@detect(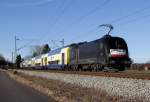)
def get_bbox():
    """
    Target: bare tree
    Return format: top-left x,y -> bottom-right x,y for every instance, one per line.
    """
30,44 -> 51,57
30,45 -> 41,57
41,44 -> 51,54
